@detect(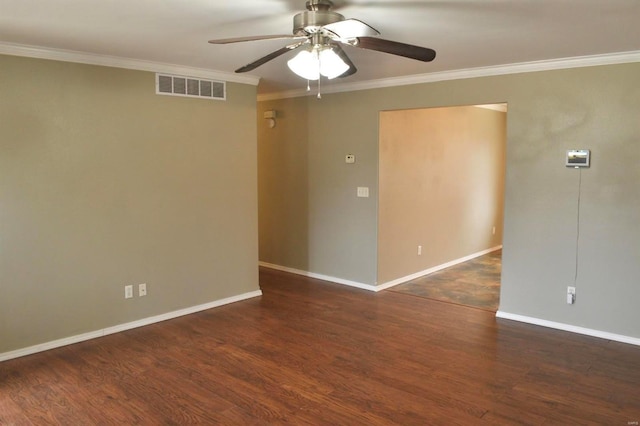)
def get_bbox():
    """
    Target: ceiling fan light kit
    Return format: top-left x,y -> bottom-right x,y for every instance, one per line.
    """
287,45 -> 350,80
208,0 -> 436,95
